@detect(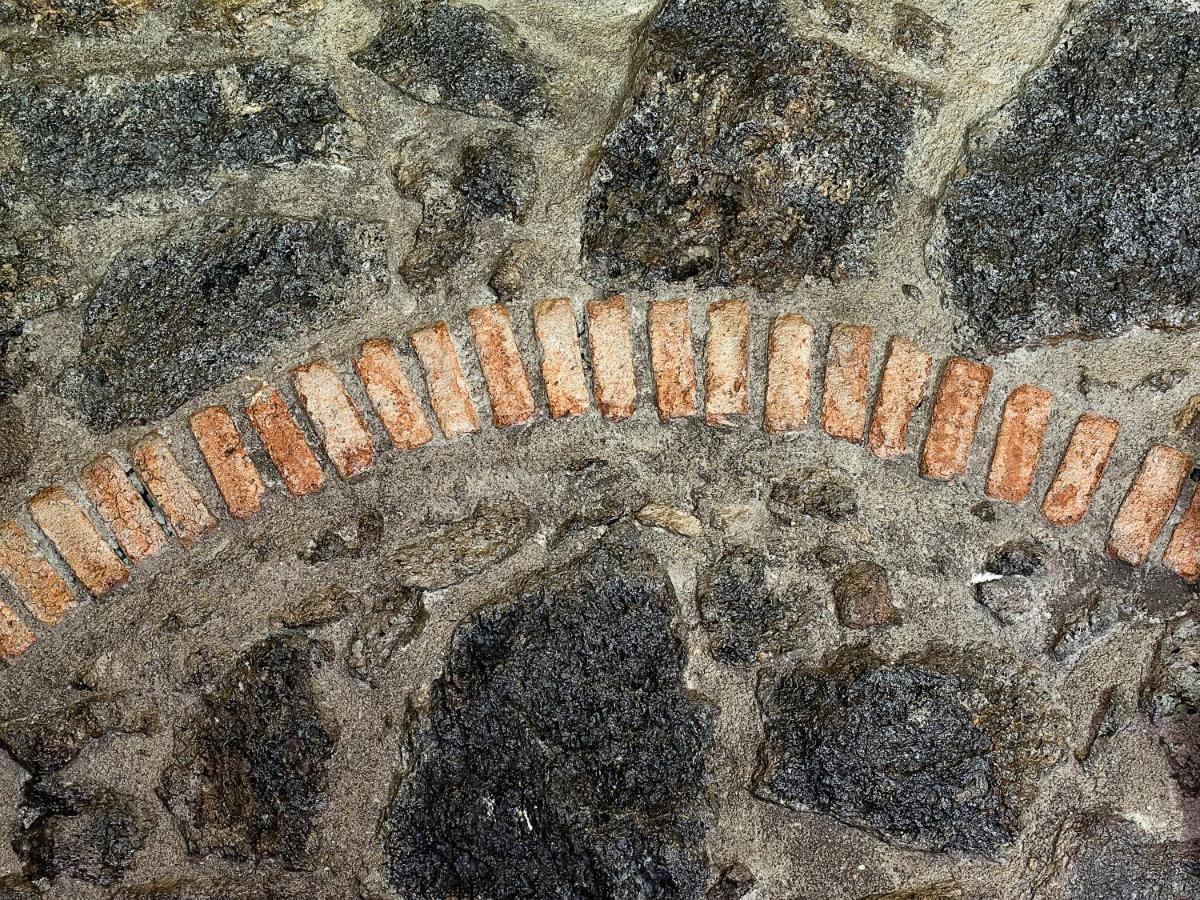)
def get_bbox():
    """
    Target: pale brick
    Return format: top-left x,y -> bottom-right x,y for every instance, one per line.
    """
0,599 -> 33,658
468,304 -> 535,428
763,314 -> 813,433
28,487 -> 127,596
867,336 -> 932,459
585,296 -> 637,420
704,300 -> 749,428
533,298 -> 589,419
985,385 -> 1055,504
648,298 -> 697,420
1165,484 -> 1200,581
920,357 -> 994,481
0,521 -> 74,623
130,432 -> 219,548
189,406 -> 265,520
355,339 -> 435,451
245,387 -> 327,497
1042,414 -> 1121,527
293,360 -> 376,479
1107,444 -> 1193,566
821,324 -> 873,443
410,322 -> 480,438
80,454 -> 167,562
